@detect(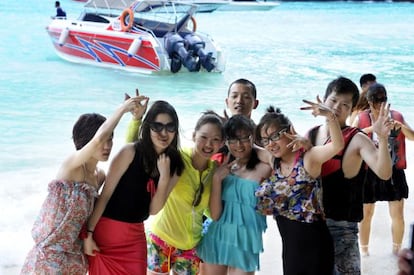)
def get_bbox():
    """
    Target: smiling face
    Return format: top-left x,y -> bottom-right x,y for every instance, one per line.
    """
193,123 -> 223,160
260,124 -> 290,159
226,129 -> 253,160
225,83 -> 258,118
150,113 -> 177,154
